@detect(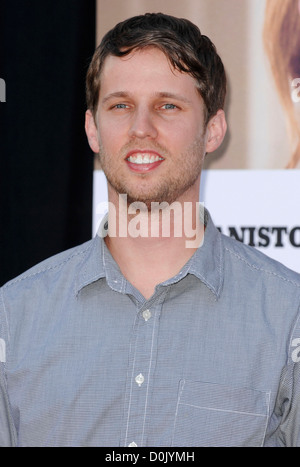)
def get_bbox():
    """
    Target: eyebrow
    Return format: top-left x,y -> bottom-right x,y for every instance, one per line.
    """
101,92 -> 129,105
101,91 -> 193,105
155,92 -> 193,105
